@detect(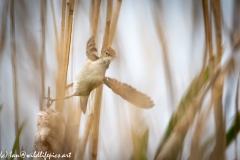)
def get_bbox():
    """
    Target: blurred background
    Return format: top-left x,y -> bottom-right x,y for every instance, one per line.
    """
0,0 -> 240,159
